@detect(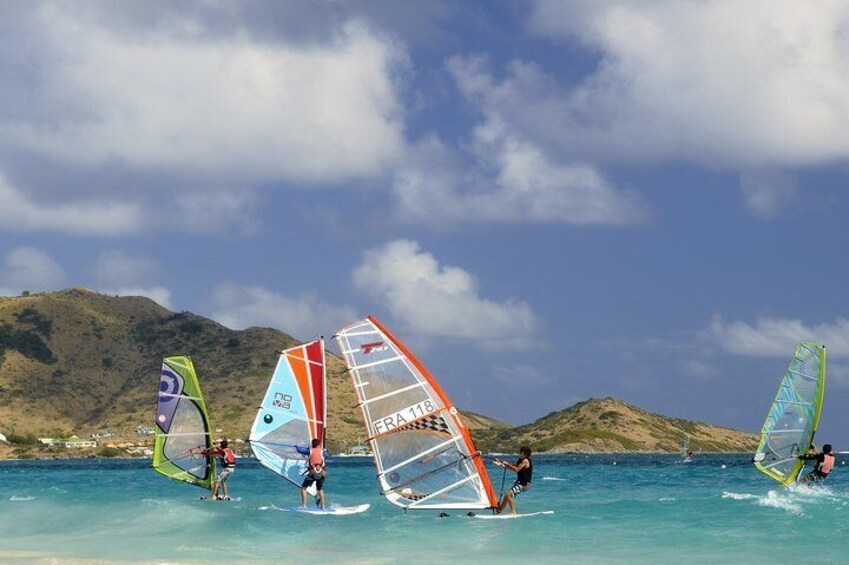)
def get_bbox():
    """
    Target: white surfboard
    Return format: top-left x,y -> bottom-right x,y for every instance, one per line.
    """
260,503 -> 370,515
470,510 -> 554,520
